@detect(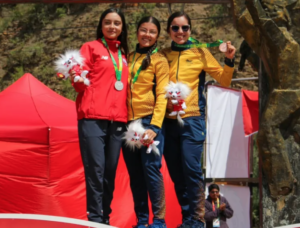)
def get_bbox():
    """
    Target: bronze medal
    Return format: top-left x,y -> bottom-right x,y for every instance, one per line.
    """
219,43 -> 227,53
